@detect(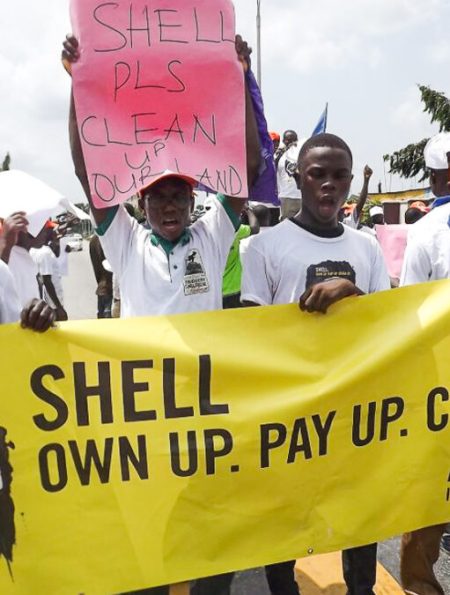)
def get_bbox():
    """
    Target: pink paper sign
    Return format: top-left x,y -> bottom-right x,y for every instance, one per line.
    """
375,224 -> 409,279
70,0 -> 247,208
